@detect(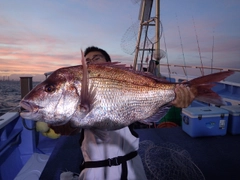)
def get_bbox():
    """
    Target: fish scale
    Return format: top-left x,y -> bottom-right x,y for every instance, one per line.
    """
81,75 -> 176,129
19,63 -> 234,130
